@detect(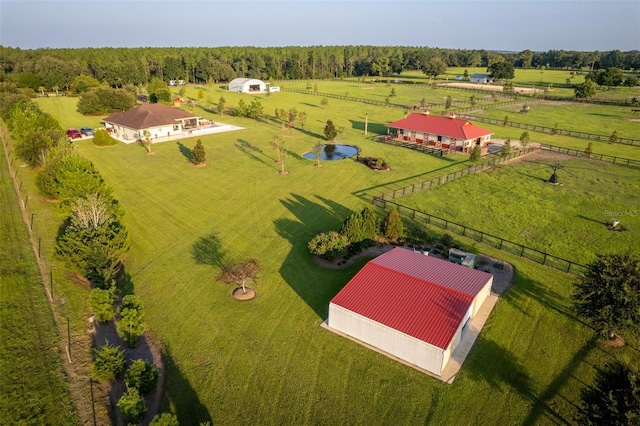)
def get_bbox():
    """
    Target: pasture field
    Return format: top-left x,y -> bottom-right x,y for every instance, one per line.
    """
469,101 -> 640,140
397,153 -> 640,265
0,152 -> 76,424
18,90 -> 640,424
